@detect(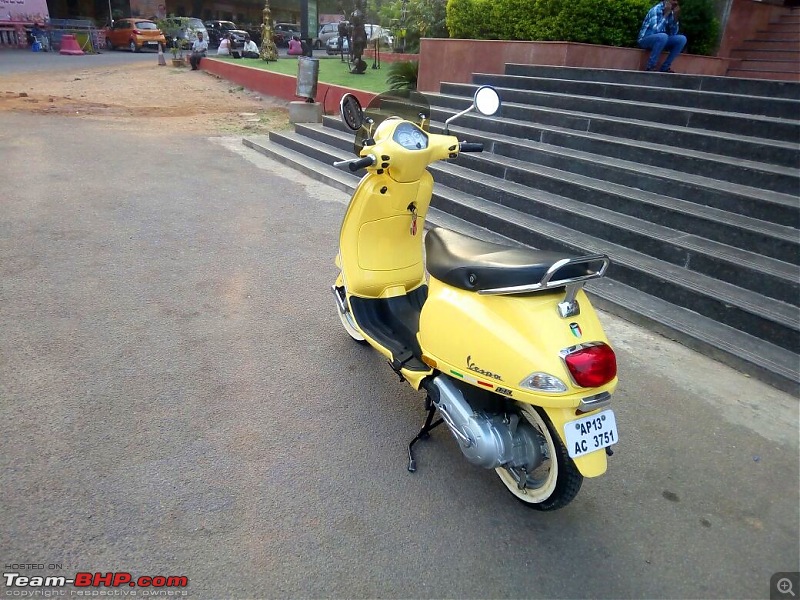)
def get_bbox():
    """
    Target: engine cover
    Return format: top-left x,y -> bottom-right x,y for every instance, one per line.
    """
425,376 -> 542,470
